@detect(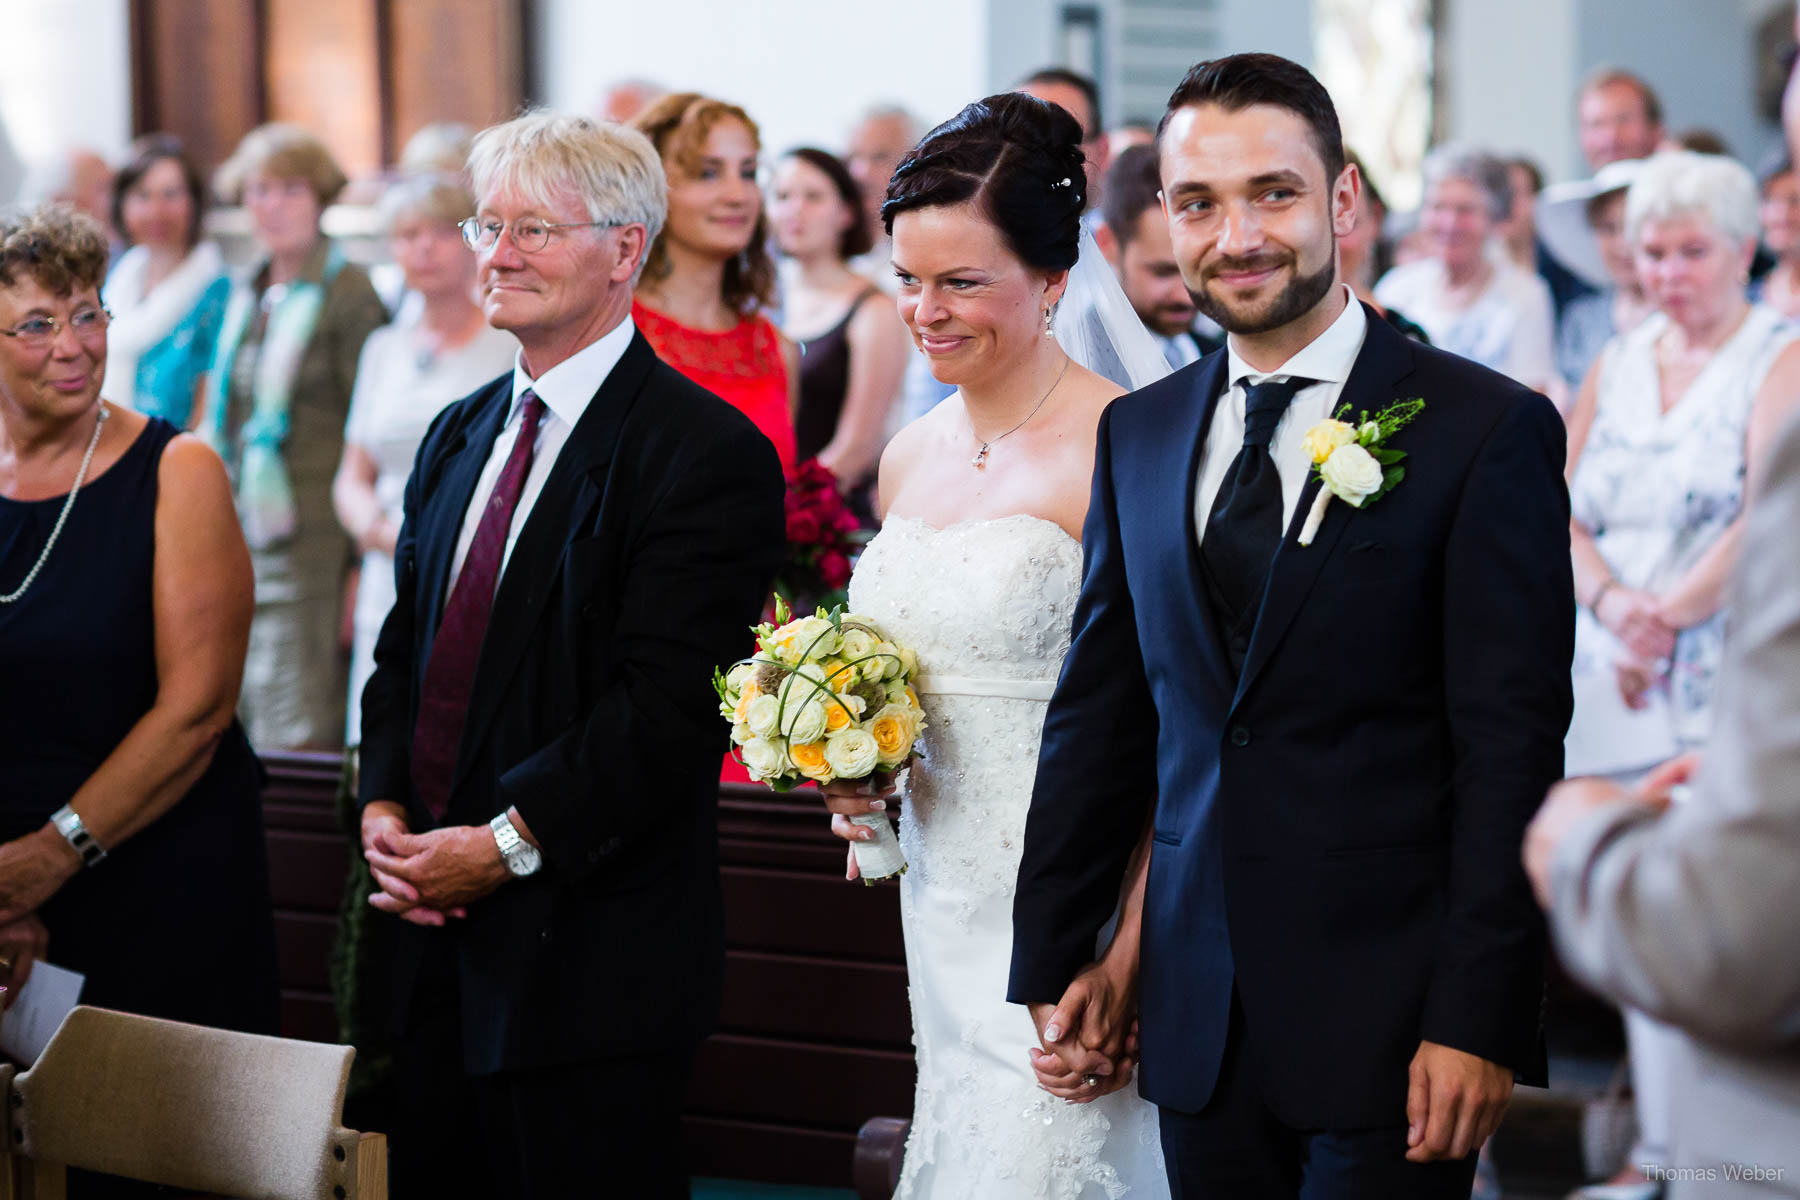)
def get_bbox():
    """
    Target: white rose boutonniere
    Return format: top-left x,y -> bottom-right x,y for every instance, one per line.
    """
1297,398 -> 1425,546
